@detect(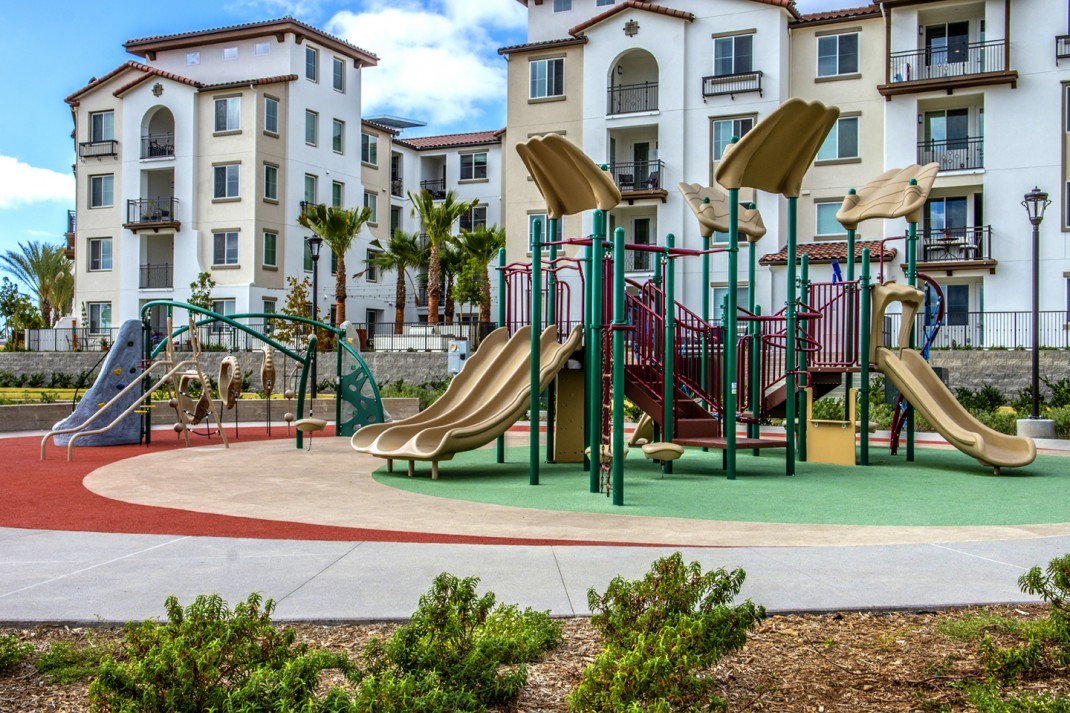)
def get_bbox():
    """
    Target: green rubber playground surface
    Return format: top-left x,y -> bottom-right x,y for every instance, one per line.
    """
372,447 -> 1070,527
